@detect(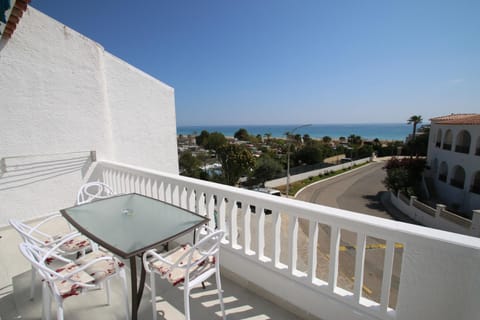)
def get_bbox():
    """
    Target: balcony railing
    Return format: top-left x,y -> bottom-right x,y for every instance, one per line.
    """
470,185 -> 480,194
476,148 -> 480,156
454,145 -> 470,154
435,142 -> 441,148
442,143 -> 452,150
450,179 -> 465,189
438,174 -> 447,182
86,160 -> 480,320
